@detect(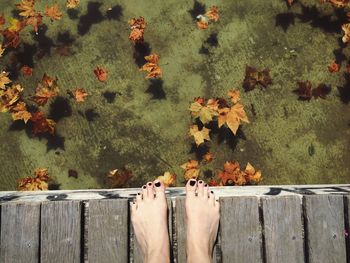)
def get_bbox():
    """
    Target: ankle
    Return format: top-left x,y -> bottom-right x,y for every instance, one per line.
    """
186,240 -> 212,263
145,241 -> 170,263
